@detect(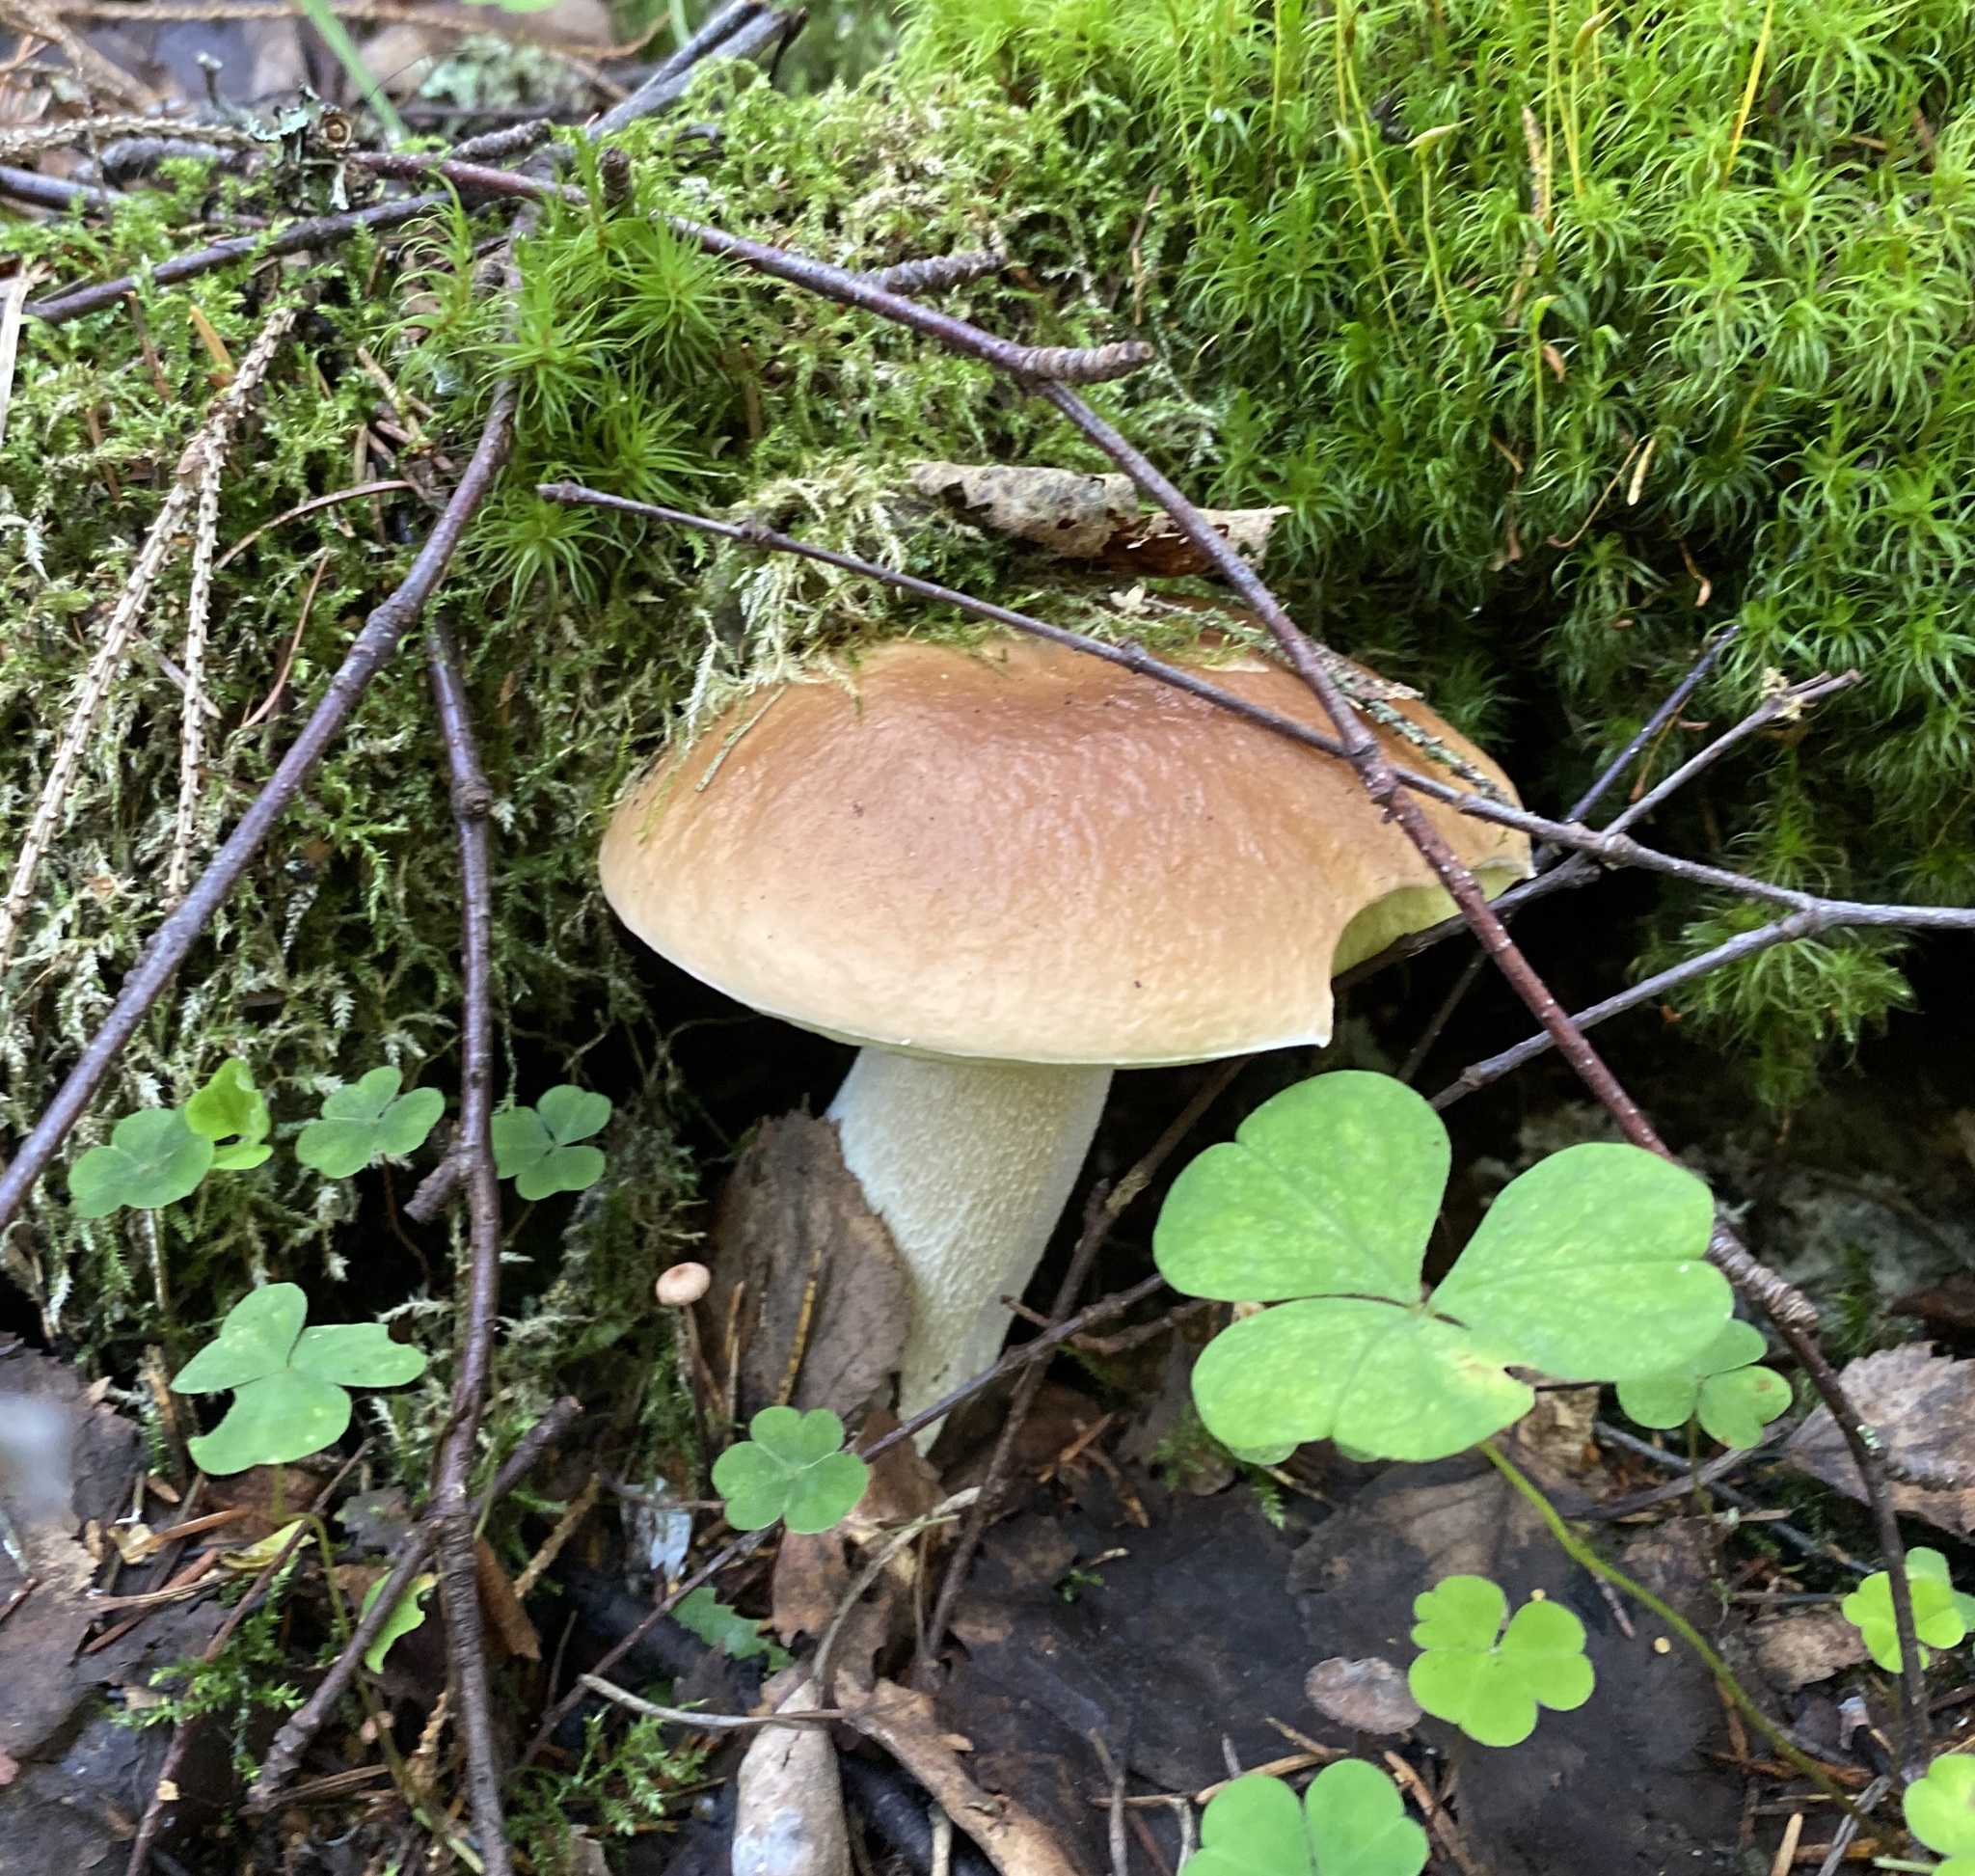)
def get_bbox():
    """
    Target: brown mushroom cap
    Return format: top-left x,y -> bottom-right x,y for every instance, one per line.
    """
600,635 -> 1530,1066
